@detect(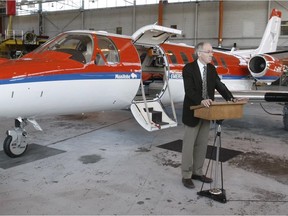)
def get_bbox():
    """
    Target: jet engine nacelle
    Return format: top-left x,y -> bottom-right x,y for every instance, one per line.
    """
248,54 -> 284,82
